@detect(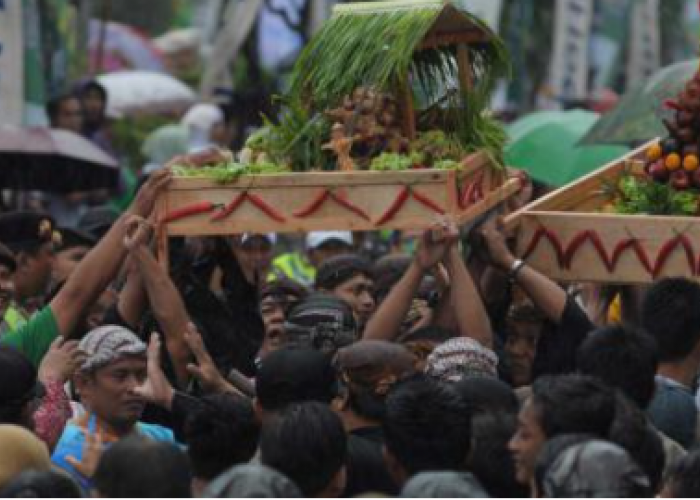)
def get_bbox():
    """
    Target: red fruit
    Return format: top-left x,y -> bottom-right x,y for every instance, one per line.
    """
671,170 -> 690,190
648,160 -> 669,183
692,168 -> 700,189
